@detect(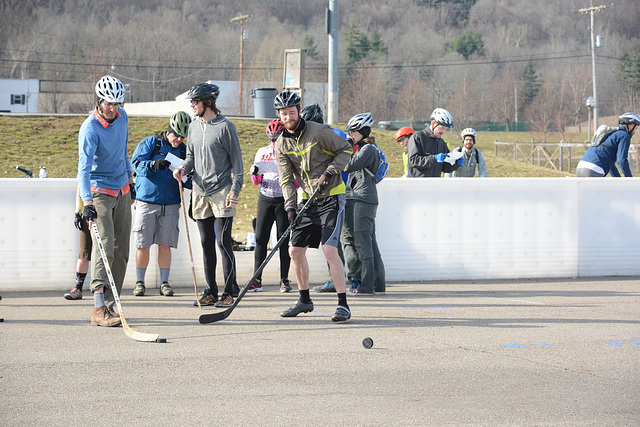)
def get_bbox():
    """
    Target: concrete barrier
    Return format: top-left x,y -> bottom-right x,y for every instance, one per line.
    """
1,177 -> 639,291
